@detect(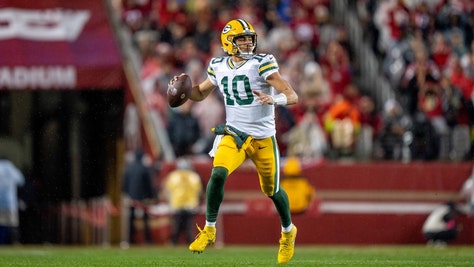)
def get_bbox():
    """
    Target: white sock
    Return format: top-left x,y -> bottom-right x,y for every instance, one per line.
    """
282,224 -> 293,233
205,221 -> 216,227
